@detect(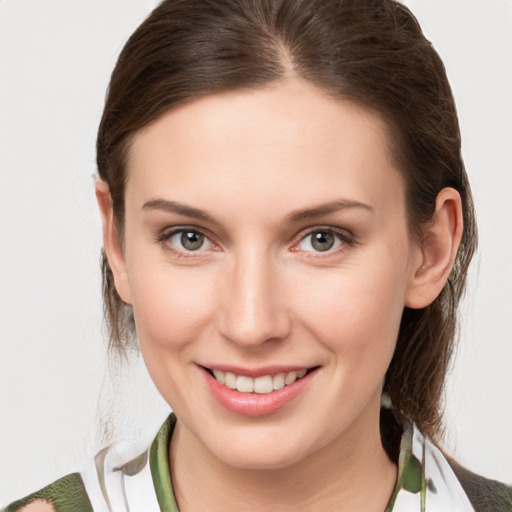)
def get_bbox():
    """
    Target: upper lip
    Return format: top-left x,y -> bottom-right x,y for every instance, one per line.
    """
198,364 -> 317,378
